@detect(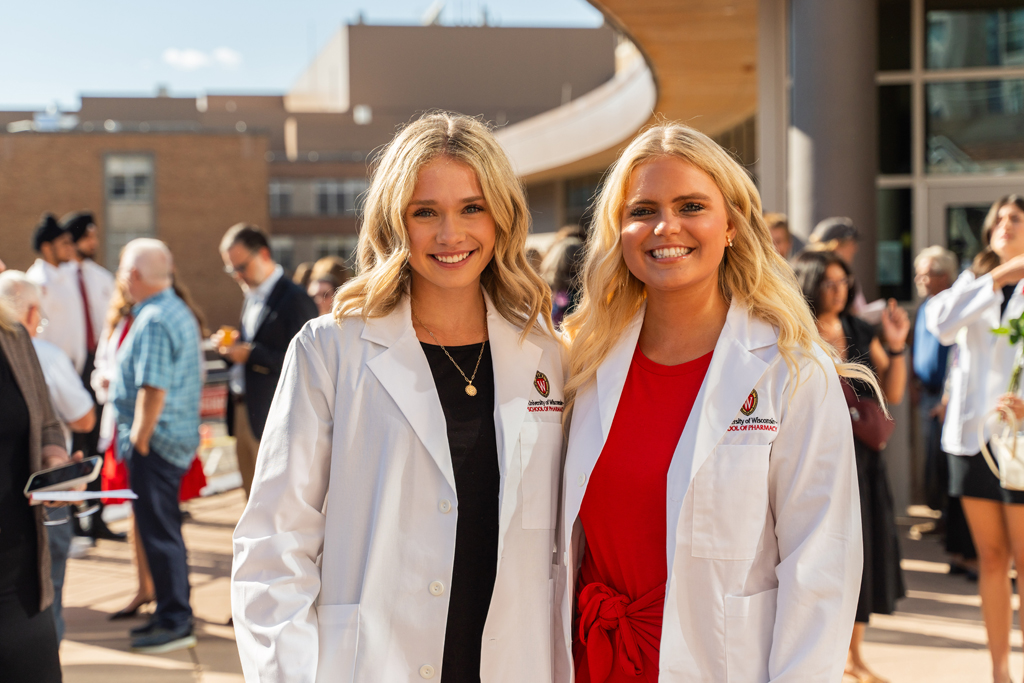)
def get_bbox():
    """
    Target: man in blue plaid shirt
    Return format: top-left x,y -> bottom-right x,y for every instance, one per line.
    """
112,238 -> 202,653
